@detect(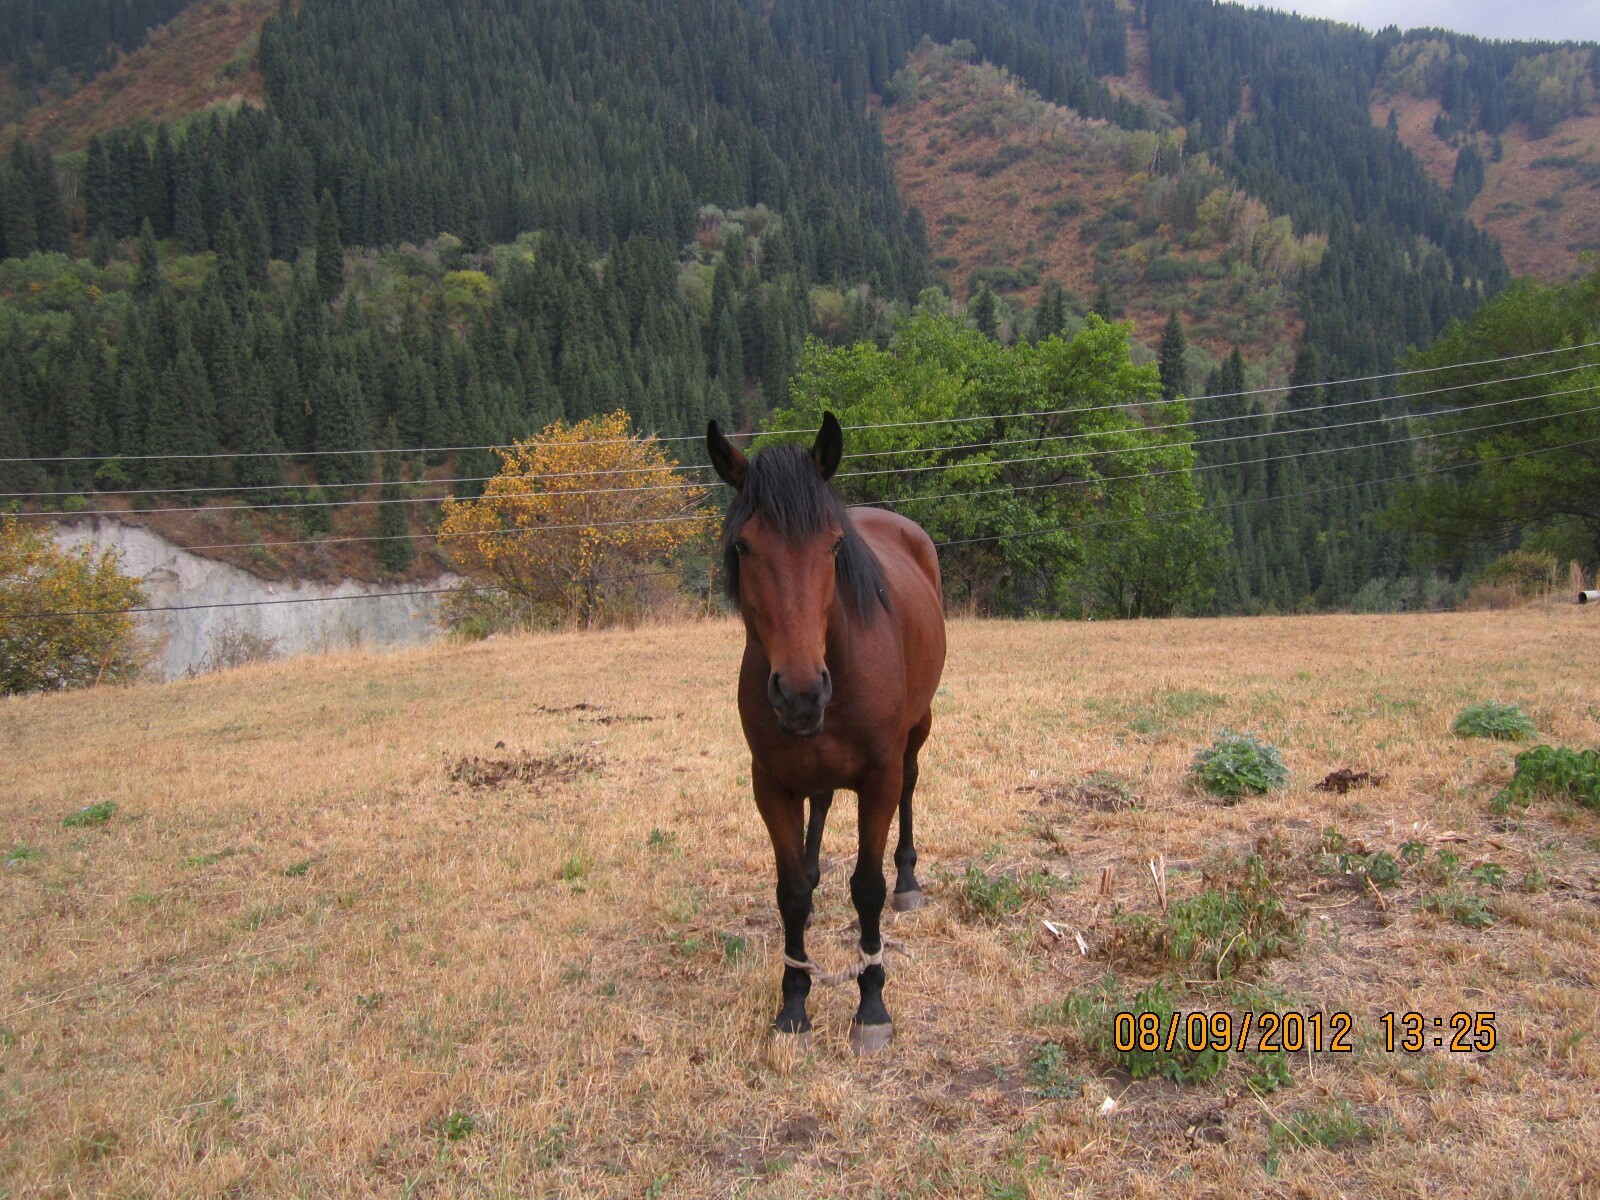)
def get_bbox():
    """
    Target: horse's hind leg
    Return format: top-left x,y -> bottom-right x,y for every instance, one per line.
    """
892,712 -> 932,912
